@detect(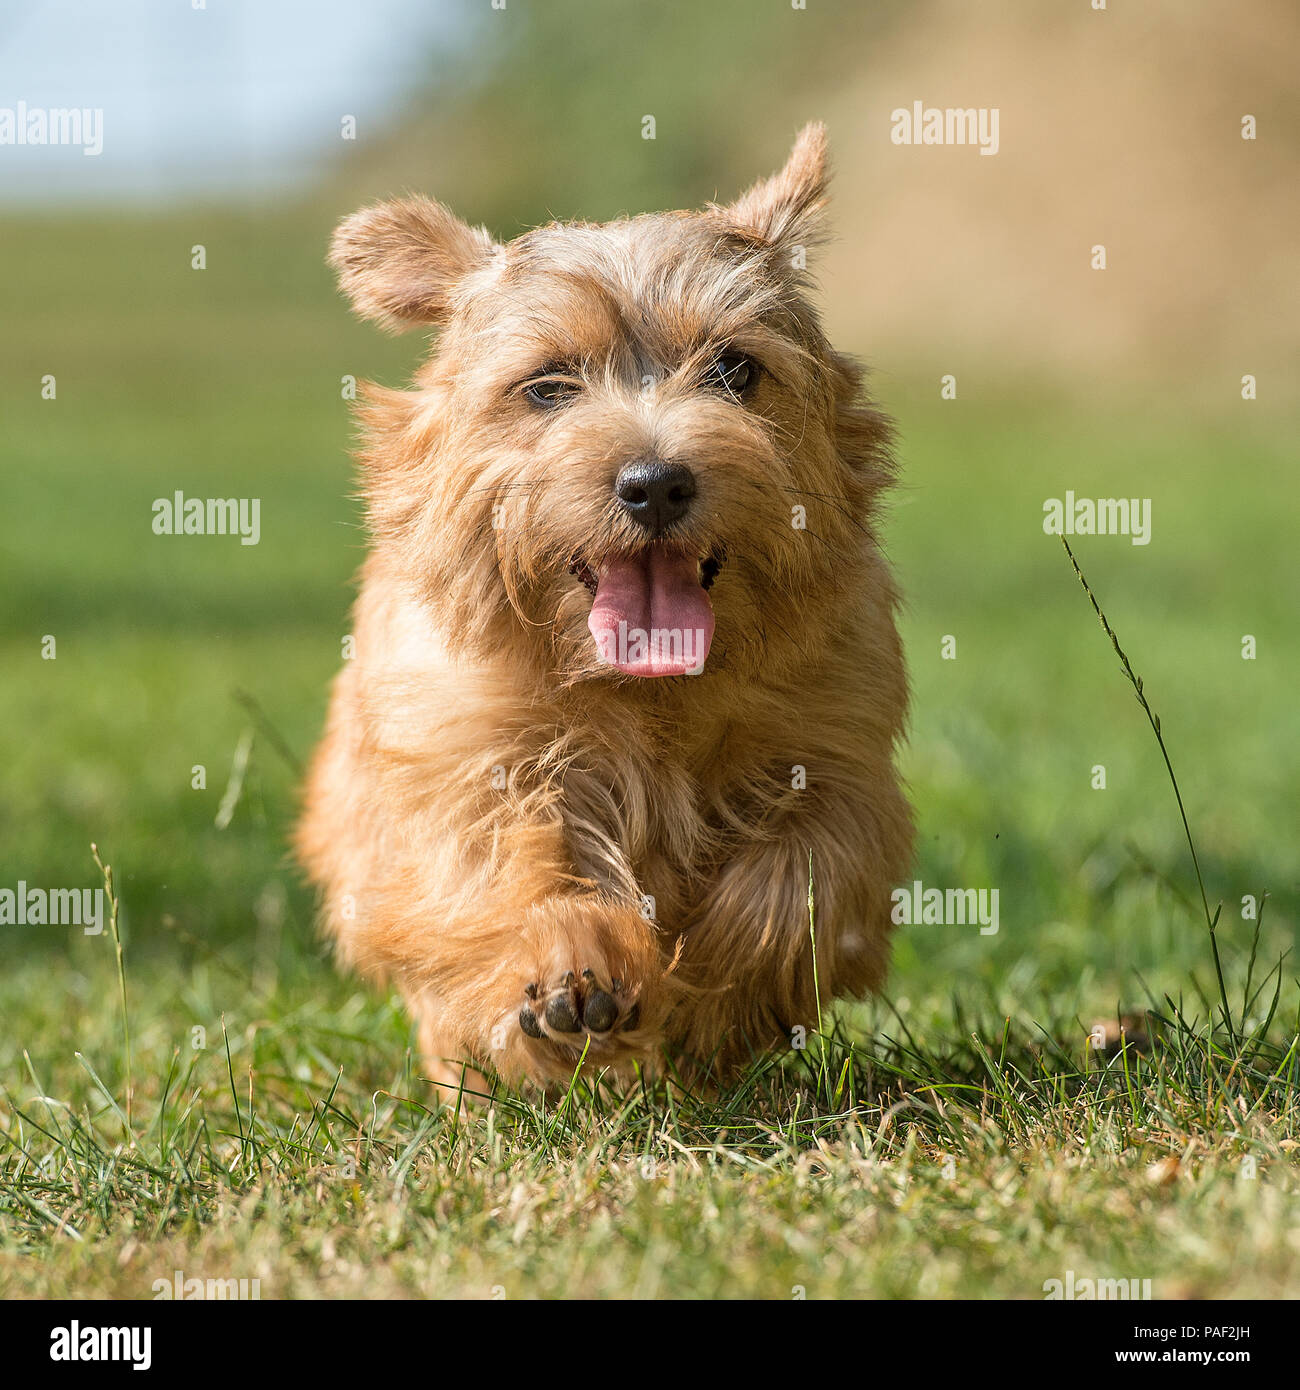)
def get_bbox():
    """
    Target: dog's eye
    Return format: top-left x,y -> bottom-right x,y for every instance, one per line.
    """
703,353 -> 756,398
524,377 -> 581,407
